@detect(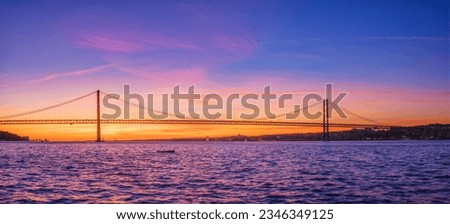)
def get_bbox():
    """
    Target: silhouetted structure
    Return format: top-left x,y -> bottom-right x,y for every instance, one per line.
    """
0,90 -> 404,141
208,124 -> 450,141
0,131 -> 29,141
96,90 -> 101,142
